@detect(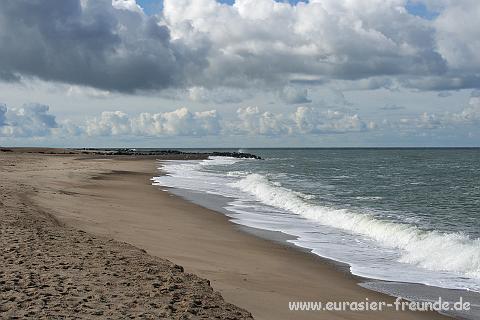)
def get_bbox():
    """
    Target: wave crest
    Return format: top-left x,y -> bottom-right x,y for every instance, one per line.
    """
231,173 -> 480,278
